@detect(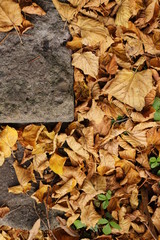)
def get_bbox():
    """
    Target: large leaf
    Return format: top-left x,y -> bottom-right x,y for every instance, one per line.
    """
104,69 -> 153,111
72,52 -> 99,78
0,0 -> 23,32
49,153 -> 67,175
